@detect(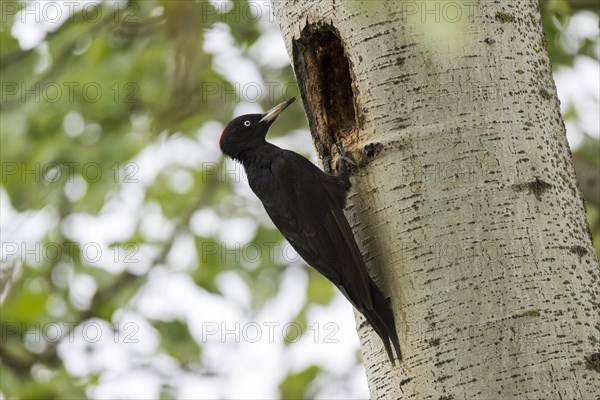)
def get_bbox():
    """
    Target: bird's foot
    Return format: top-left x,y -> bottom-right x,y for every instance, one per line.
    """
333,142 -> 357,178
323,156 -> 333,174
